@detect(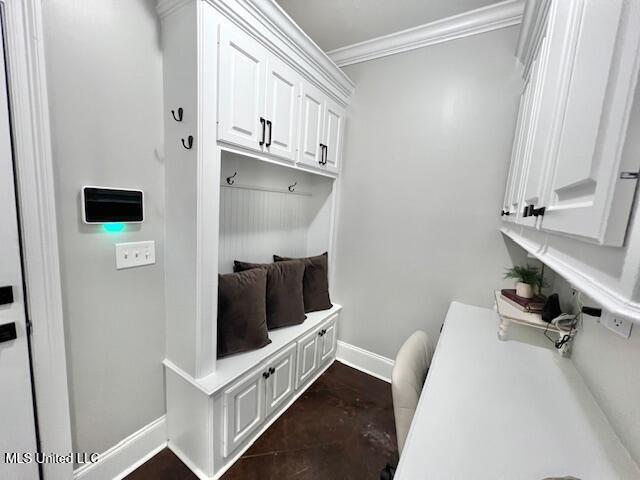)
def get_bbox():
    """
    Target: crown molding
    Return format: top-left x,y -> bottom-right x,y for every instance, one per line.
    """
157,0 -> 355,103
516,0 -> 551,80
327,0 -> 525,68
